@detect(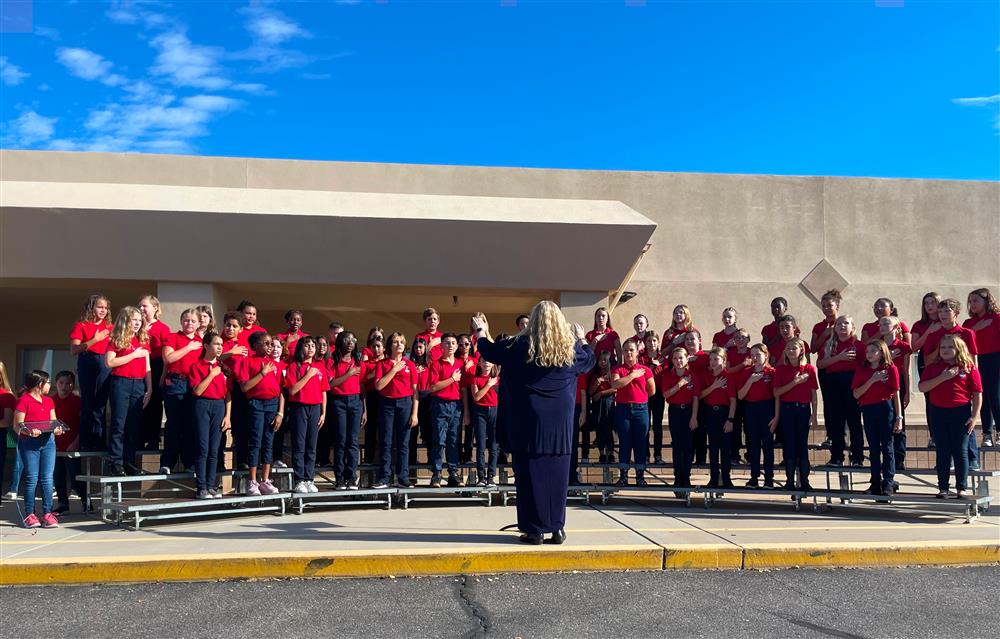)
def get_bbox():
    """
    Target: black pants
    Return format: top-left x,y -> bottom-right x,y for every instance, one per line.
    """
591,396 -> 614,456
931,404 -> 972,491
818,369 -> 835,442
893,376 -> 907,467
192,397 -> 225,492
861,400 -> 896,489
290,402 -> 321,484
107,377 -> 145,470
668,403 -> 694,487
513,452 -> 570,535
473,404 -> 499,479
692,409 -> 708,466
140,357 -> 164,450
363,391 -> 382,465
317,391 -> 336,466
77,352 -> 111,451
744,400 -> 775,482
224,385 -> 249,470
53,456 -> 87,508
648,393 -> 665,460
332,394 -> 364,482
781,401 -> 812,486
159,377 -> 191,470
827,371 -> 863,464
408,395 -> 432,476
704,405 -> 731,484
731,400 -> 745,462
